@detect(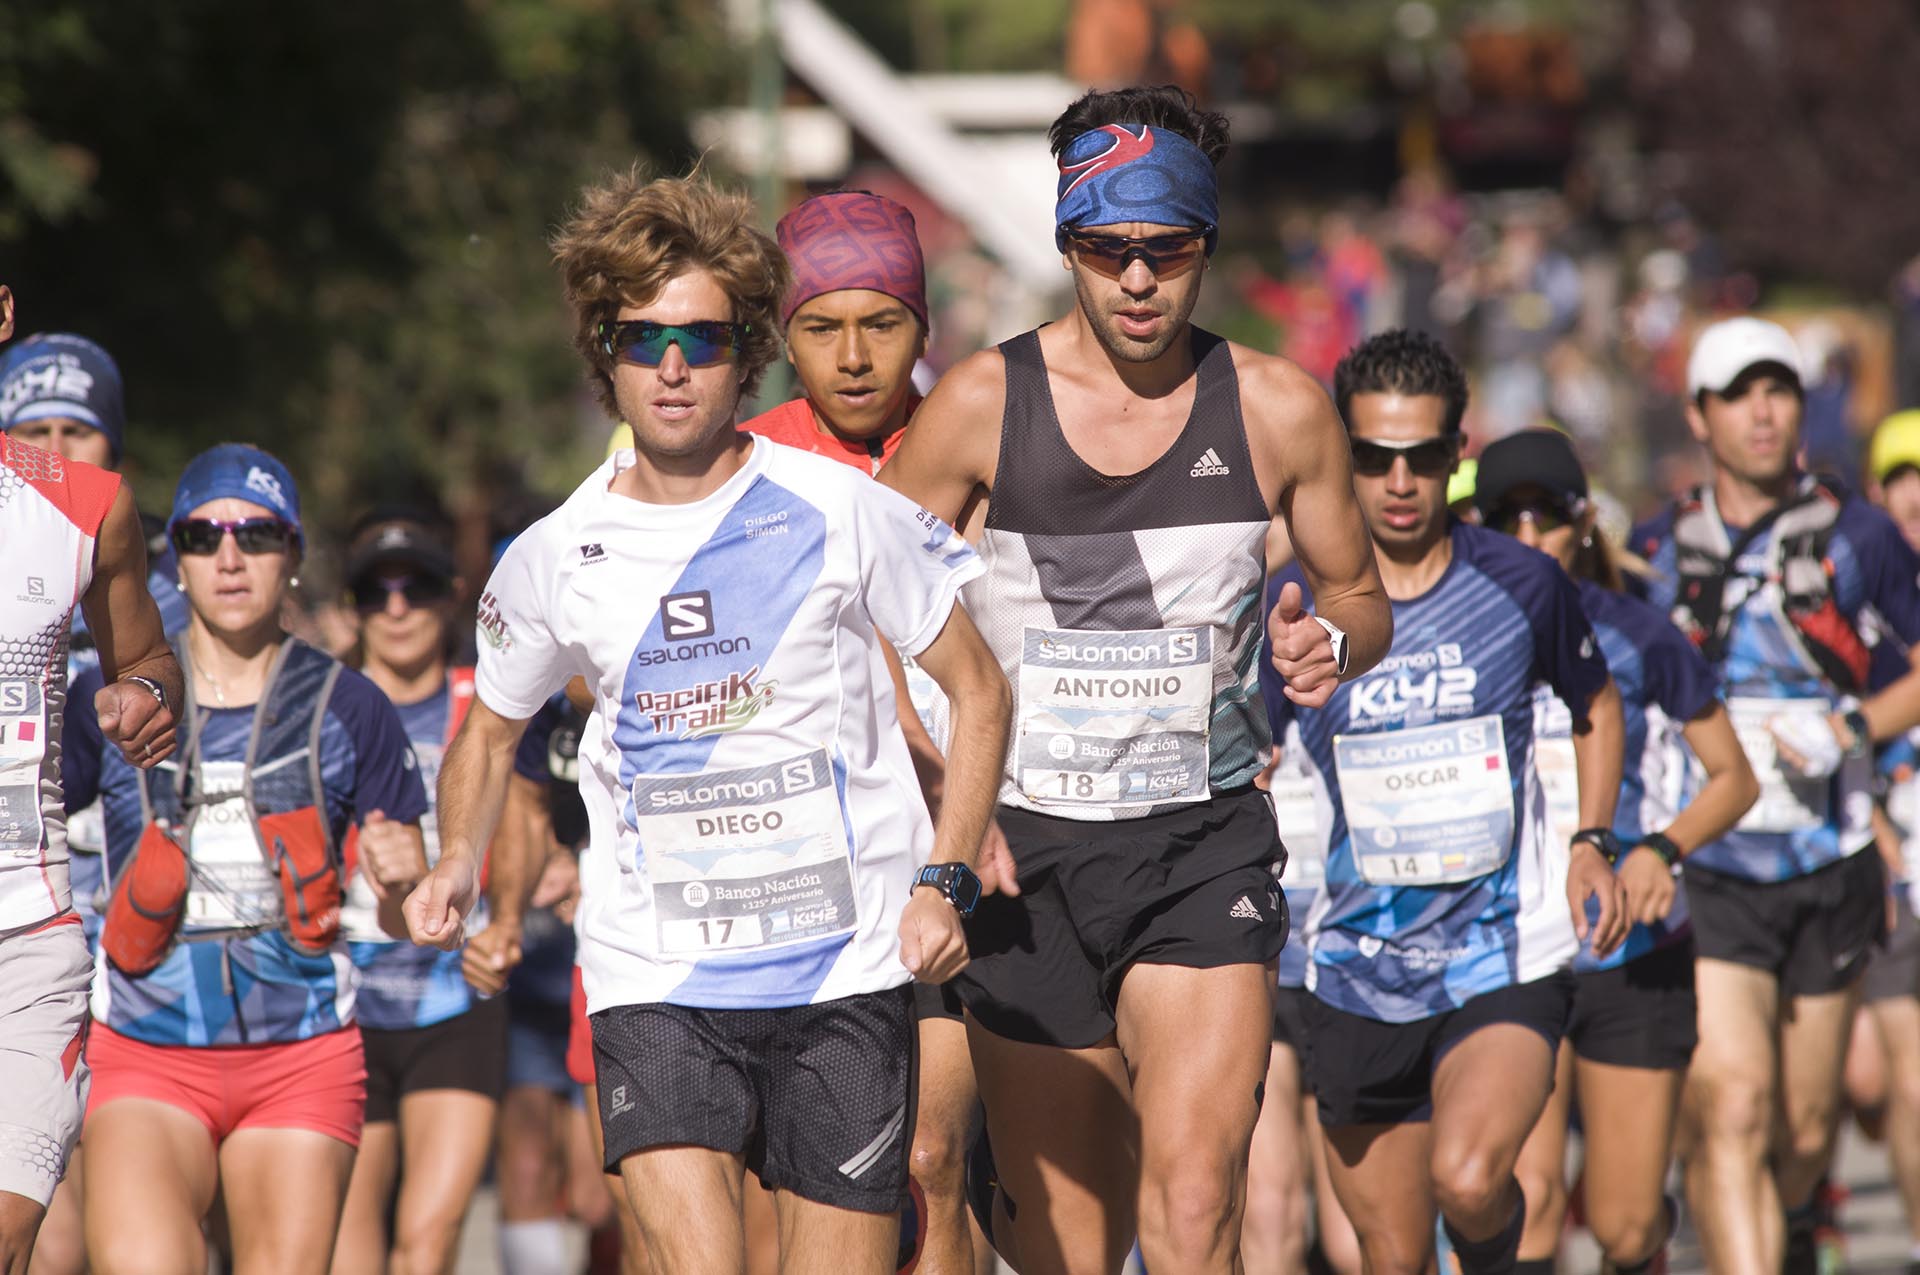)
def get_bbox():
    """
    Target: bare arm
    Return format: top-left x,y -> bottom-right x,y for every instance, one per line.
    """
1665,702 -> 1760,856
1567,677 -> 1629,954
879,639 -> 946,813
1241,357 -> 1391,683
877,350 -> 1005,530
908,605 -> 1011,884
81,482 -> 181,764
894,603 -> 1012,984
462,770 -> 551,993
404,697 -> 529,949
1615,700 -> 1760,928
